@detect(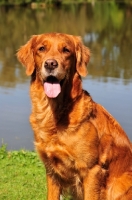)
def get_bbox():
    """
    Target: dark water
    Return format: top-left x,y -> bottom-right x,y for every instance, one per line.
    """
0,2 -> 132,150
